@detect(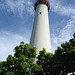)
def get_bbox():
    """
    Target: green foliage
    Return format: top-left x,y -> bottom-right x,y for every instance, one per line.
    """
0,42 -> 42,75
6,72 -> 14,75
37,33 -> 75,75
73,33 -> 75,38
53,33 -> 75,75
37,48 -> 54,75
0,33 -> 75,75
14,42 -> 36,59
